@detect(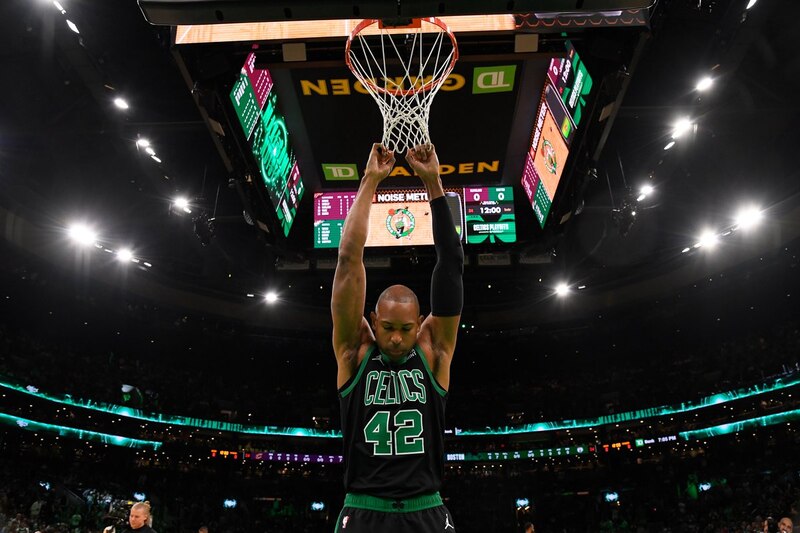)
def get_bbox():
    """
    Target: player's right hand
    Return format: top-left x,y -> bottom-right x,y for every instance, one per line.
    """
364,143 -> 395,181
